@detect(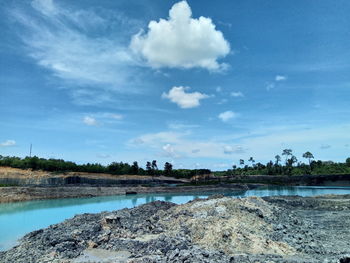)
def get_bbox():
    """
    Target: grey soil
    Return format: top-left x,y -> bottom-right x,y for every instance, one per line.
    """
0,184 -> 250,203
1,195 -> 350,263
